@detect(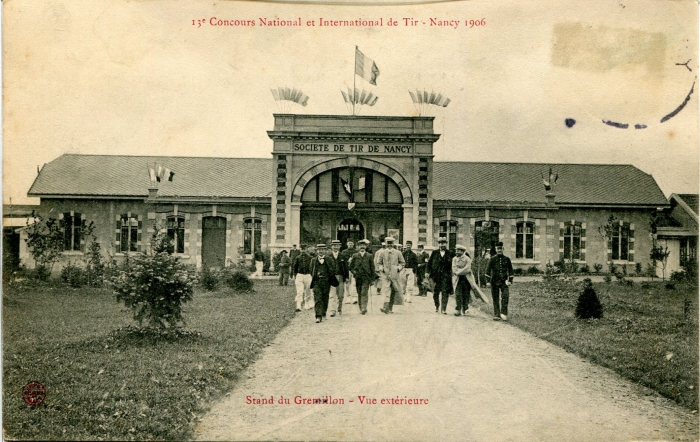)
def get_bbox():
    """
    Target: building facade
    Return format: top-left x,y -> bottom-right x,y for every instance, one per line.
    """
22,113 -> 671,274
